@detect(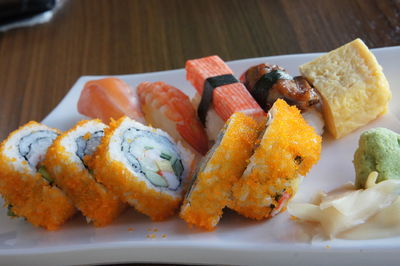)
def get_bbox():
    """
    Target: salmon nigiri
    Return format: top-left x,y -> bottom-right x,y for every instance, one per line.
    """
137,81 -> 209,155
185,55 -> 266,141
78,78 -> 145,124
